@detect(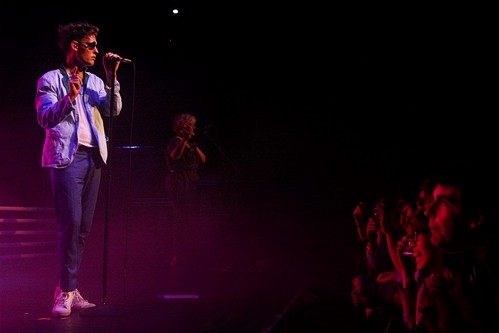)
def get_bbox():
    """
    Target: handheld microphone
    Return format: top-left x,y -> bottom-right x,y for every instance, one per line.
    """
106,56 -> 133,63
